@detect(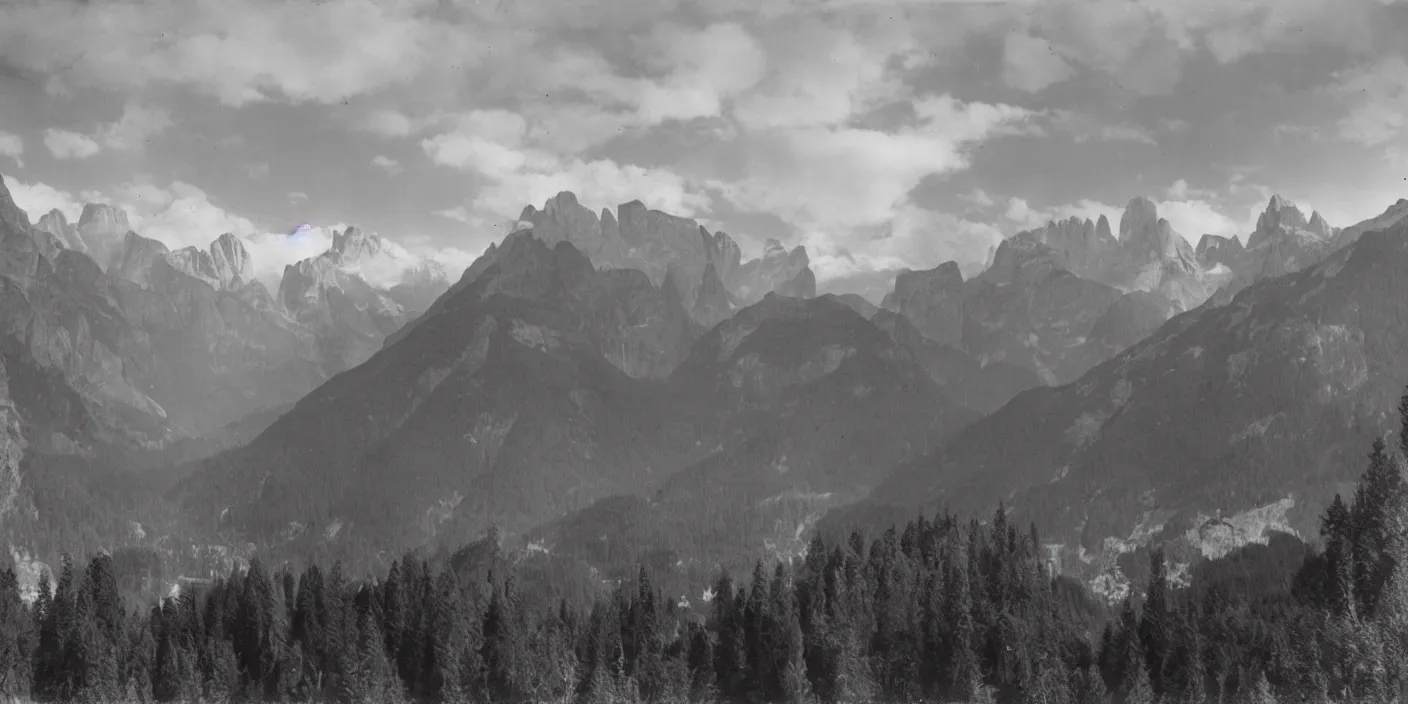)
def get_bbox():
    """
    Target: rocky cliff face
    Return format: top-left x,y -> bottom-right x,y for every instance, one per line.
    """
277,228 -> 411,373
110,232 -> 173,289
691,262 -> 734,328
882,262 -> 967,346
856,216 -> 1408,599
387,260 -> 453,314
0,184 -> 175,450
0,177 -> 363,451
34,210 -> 88,256
1194,195 -> 1406,304
518,192 -> 815,325
884,242 -> 1126,385
167,233 -> 256,291
881,197 -> 1239,385
75,204 -> 134,272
